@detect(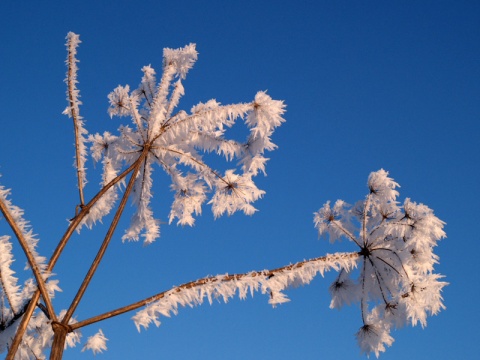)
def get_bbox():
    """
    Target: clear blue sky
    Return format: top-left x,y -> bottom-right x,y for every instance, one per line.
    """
0,1 -> 478,359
